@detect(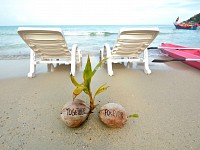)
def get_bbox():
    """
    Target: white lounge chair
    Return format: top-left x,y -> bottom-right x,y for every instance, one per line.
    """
100,28 -> 160,76
18,27 -> 81,78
